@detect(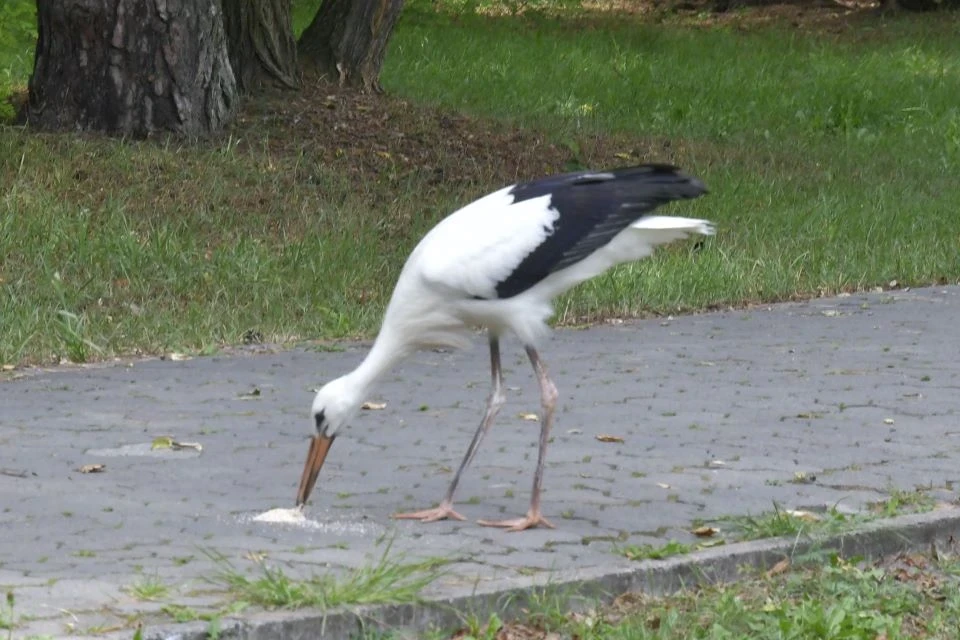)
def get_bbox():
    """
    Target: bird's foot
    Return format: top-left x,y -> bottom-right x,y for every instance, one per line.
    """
392,502 -> 466,523
477,510 -> 555,532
